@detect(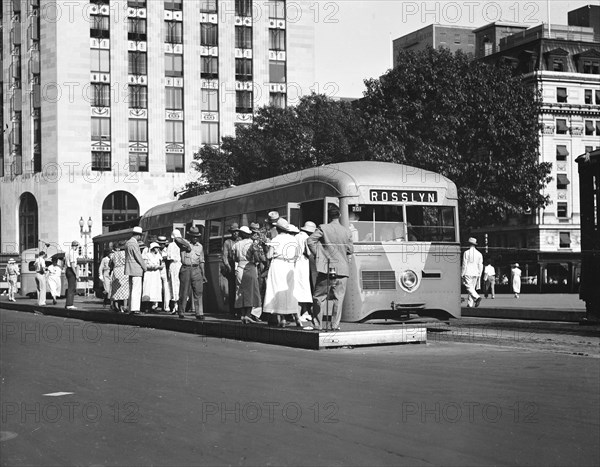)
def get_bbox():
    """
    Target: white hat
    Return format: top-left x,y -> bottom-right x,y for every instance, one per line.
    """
133,226 -> 143,234
171,229 -> 182,239
288,224 -> 300,234
8,258 -> 15,263
468,237 -> 477,245
301,221 -> 317,233
149,242 -> 160,250
275,218 -> 290,232
514,263 -> 519,267
238,226 -> 252,235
